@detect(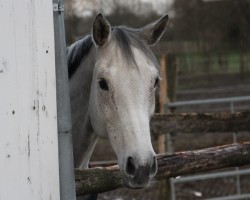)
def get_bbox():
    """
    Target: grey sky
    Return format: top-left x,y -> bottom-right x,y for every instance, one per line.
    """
72,0 -> 174,17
